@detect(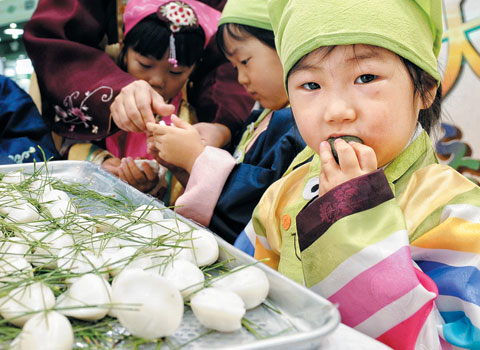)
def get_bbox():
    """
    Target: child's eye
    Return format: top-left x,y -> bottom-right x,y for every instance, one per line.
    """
302,82 -> 320,90
139,62 -> 152,69
240,58 -> 250,65
355,74 -> 376,84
